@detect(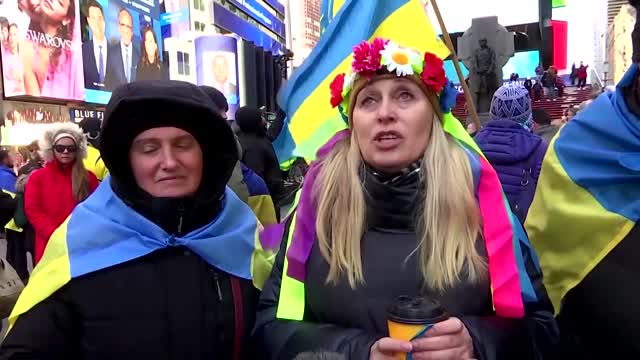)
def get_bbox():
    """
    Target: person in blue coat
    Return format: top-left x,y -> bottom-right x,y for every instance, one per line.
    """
0,150 -> 17,193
